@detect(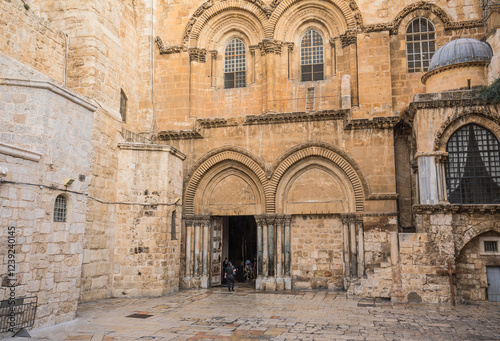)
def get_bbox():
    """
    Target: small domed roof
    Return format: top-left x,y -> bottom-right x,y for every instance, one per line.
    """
428,38 -> 493,72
